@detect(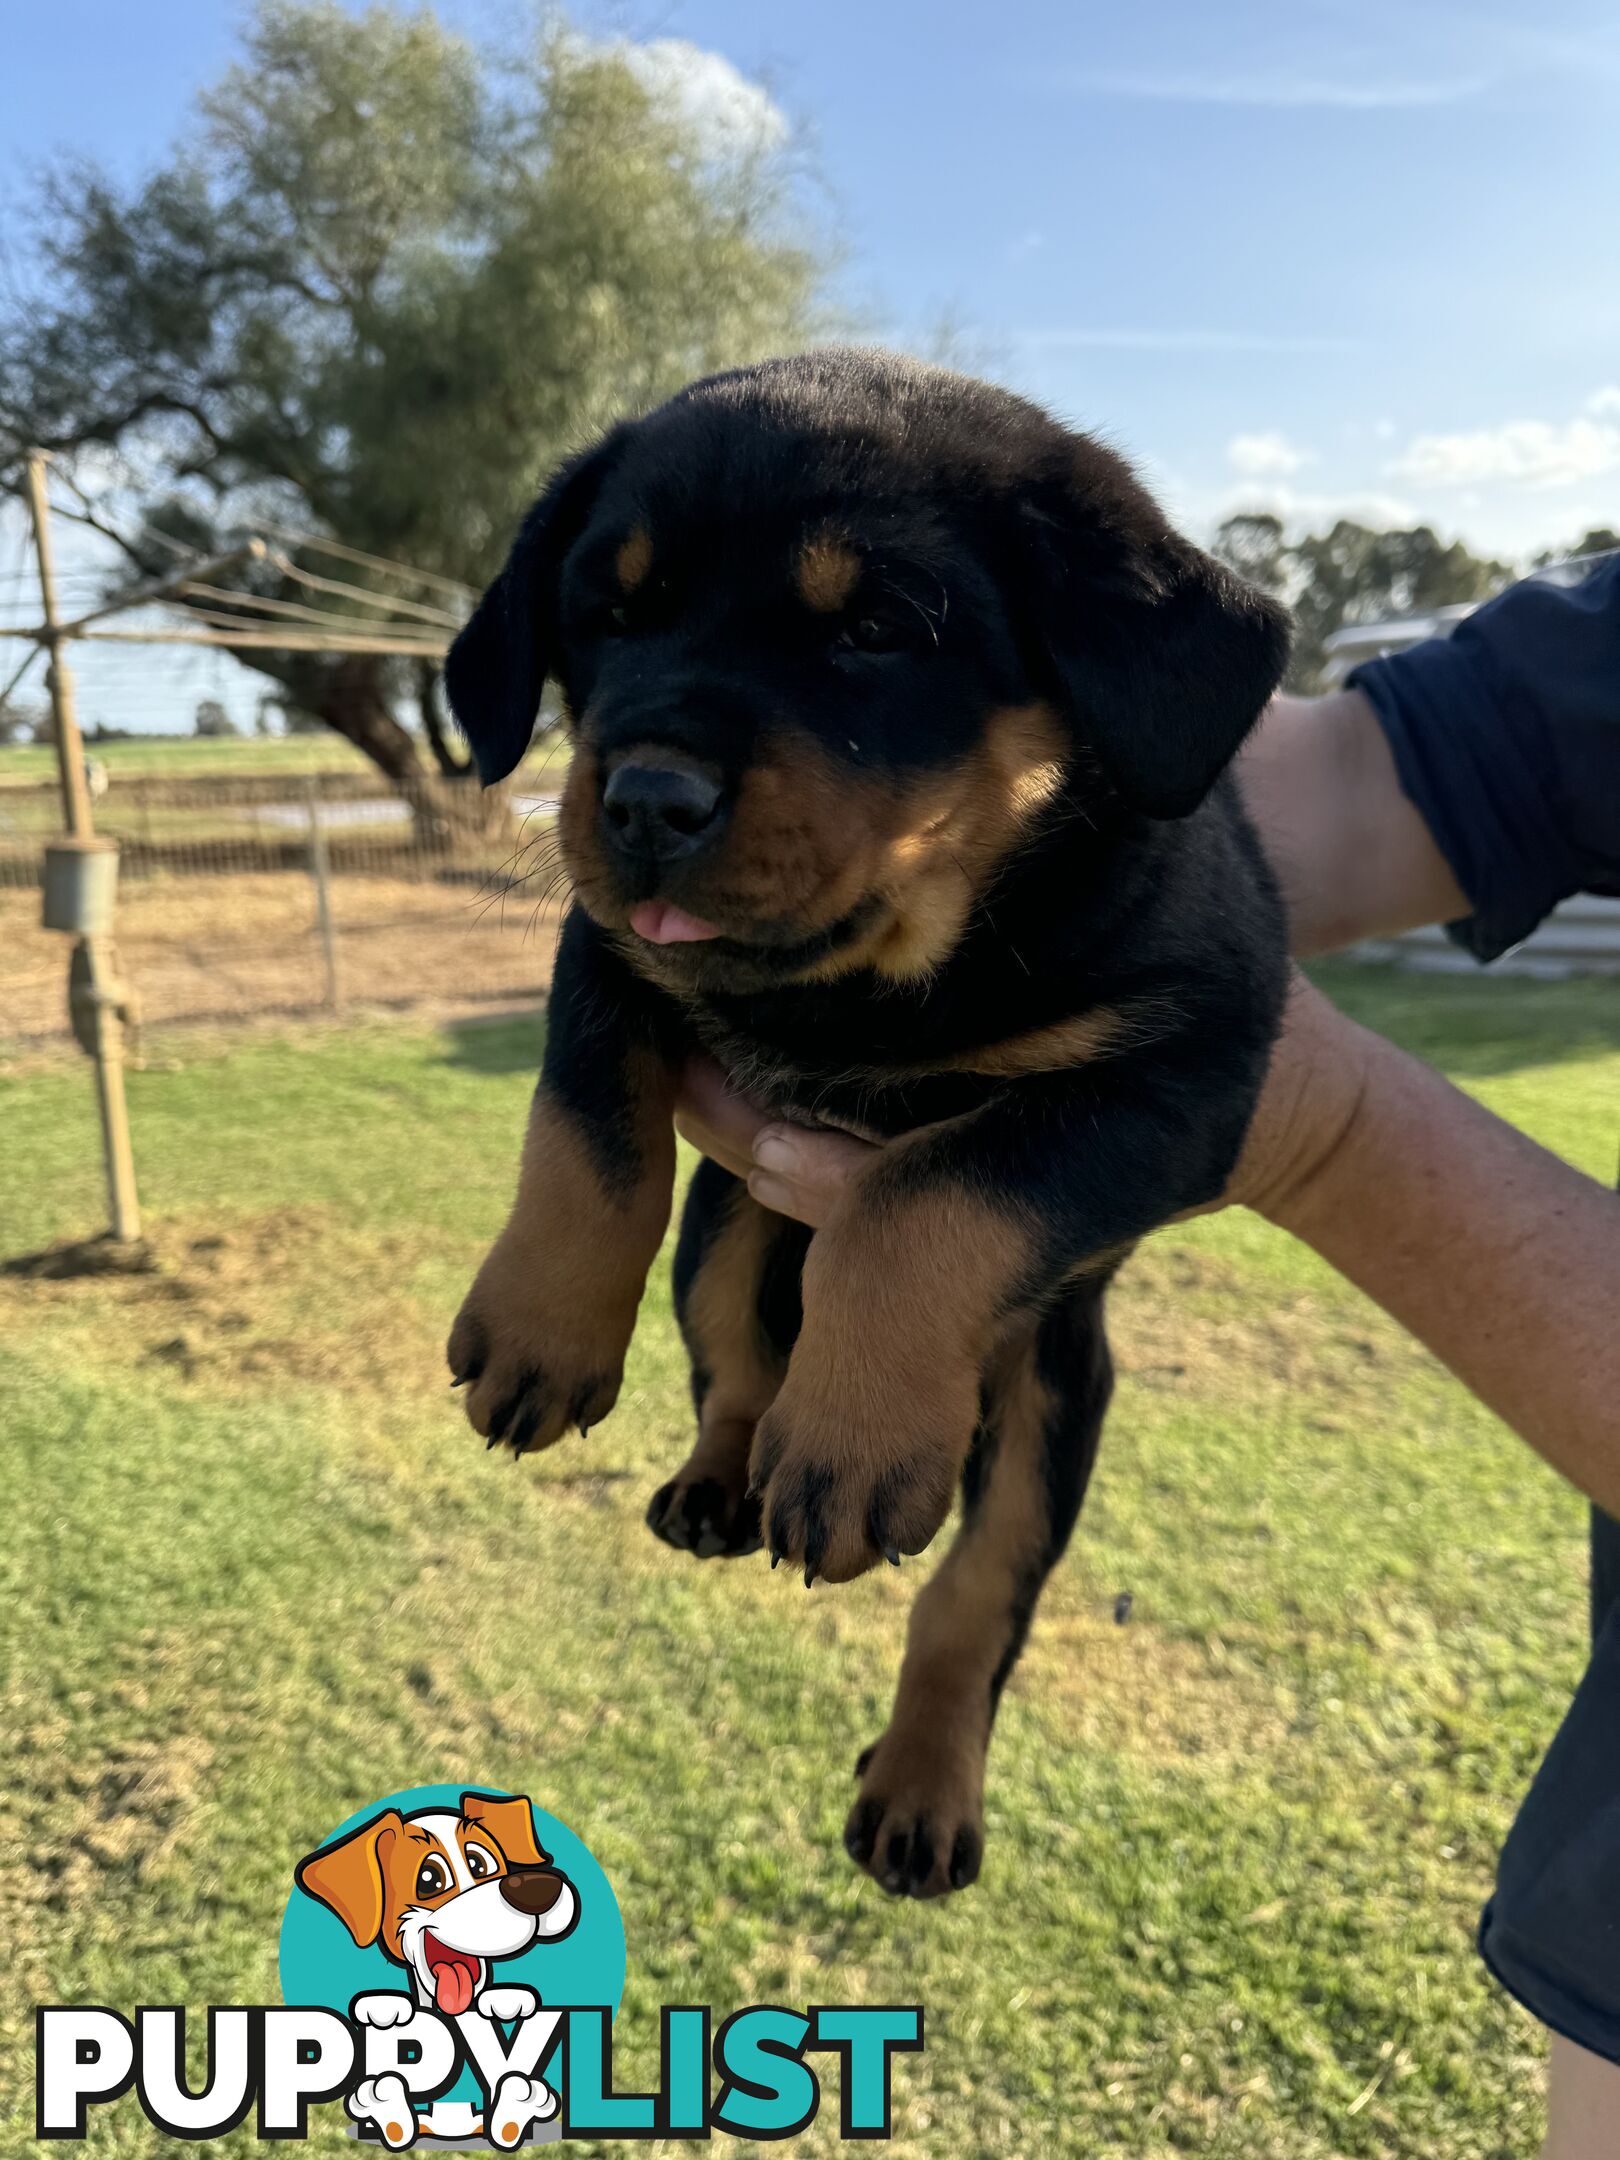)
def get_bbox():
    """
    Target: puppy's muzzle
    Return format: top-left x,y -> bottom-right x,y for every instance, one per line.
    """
499,1865 -> 570,1918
